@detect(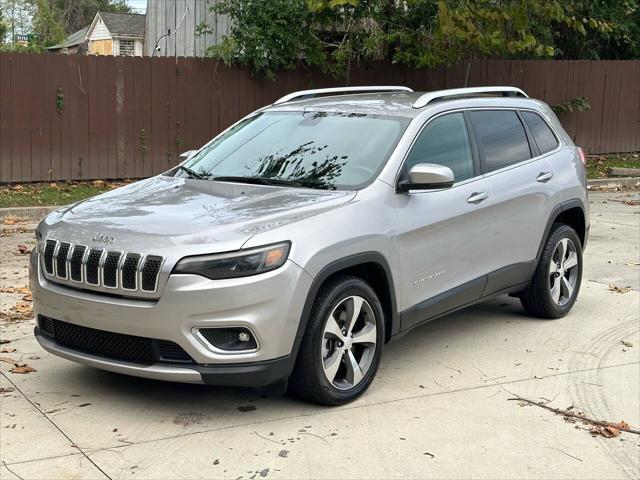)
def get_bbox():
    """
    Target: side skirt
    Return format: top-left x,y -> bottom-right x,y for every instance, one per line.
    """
394,263 -> 533,341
